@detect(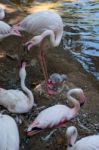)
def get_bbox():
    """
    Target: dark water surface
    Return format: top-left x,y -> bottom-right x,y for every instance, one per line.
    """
10,0 -> 99,80
60,0 -> 99,80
